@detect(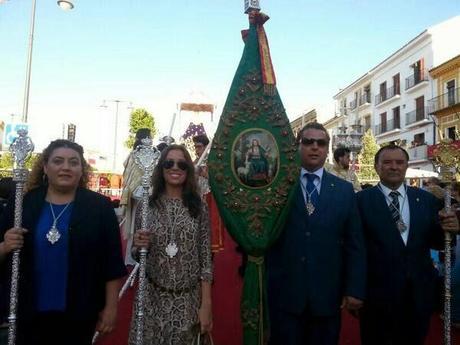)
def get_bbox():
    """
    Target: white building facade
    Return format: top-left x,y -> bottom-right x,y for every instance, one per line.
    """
330,16 -> 460,172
